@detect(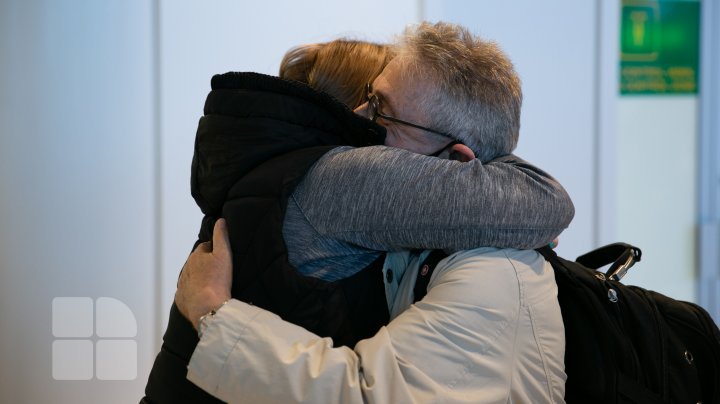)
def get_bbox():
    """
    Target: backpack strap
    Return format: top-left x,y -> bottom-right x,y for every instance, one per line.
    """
536,245 -> 561,265
575,243 -> 641,281
538,243 -> 641,281
413,250 -> 449,303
